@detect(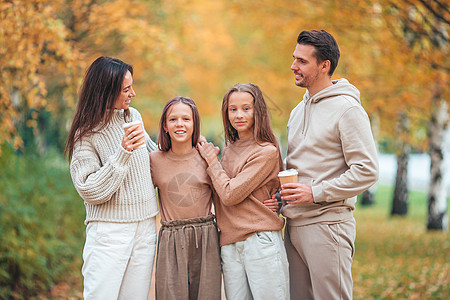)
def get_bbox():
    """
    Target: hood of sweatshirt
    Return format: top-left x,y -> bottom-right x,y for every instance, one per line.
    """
298,78 -> 361,135
303,78 -> 360,104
